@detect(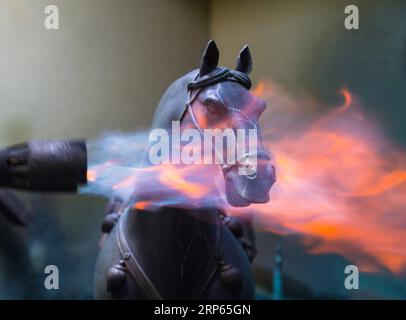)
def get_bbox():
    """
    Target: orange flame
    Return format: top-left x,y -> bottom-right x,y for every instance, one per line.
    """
87,81 -> 406,275
237,81 -> 406,274
87,170 -> 96,182
158,165 -> 210,199
134,200 -> 152,210
338,88 -> 352,113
